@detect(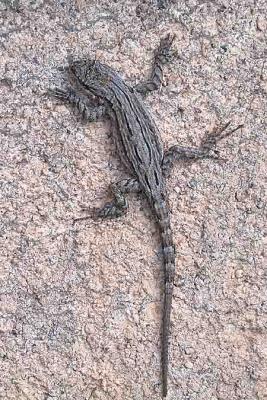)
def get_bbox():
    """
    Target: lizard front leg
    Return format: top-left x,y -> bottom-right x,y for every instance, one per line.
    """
162,122 -> 243,178
135,33 -> 176,96
50,87 -> 107,121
